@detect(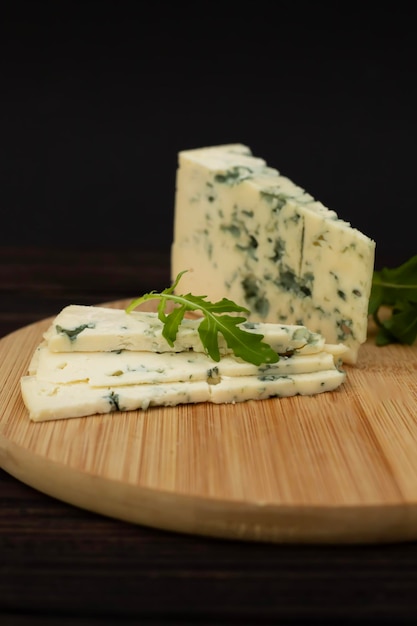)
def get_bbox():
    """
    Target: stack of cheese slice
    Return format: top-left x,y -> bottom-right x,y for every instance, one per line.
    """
20,304 -> 348,422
